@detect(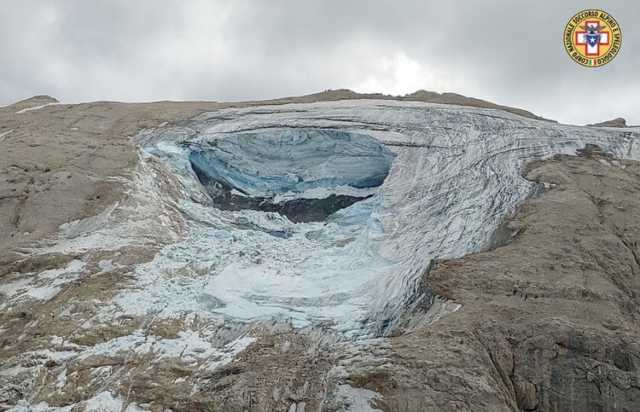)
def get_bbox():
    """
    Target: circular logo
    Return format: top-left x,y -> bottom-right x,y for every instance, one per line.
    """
564,9 -> 622,67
